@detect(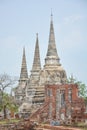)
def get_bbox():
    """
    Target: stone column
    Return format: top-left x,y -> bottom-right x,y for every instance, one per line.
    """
68,89 -> 72,102
56,89 -> 61,119
49,102 -> 52,119
61,90 -> 65,106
